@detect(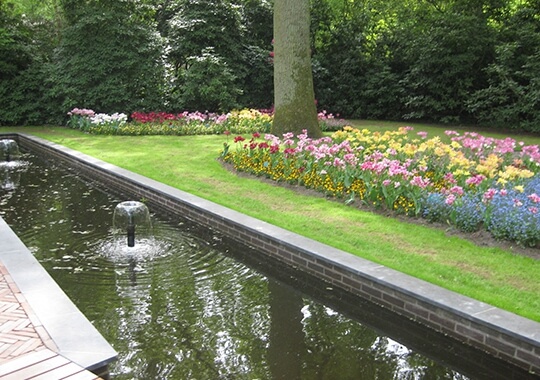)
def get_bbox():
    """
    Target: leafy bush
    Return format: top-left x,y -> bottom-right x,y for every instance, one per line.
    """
236,44 -> 274,109
399,13 -> 494,124
467,7 -> 540,132
0,3 -> 60,125
0,63 -> 53,125
172,48 -> 242,112
48,1 -> 165,120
